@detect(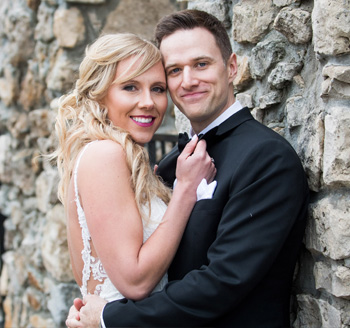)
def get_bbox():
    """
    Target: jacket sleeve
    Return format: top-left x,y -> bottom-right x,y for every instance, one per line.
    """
103,138 -> 309,327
